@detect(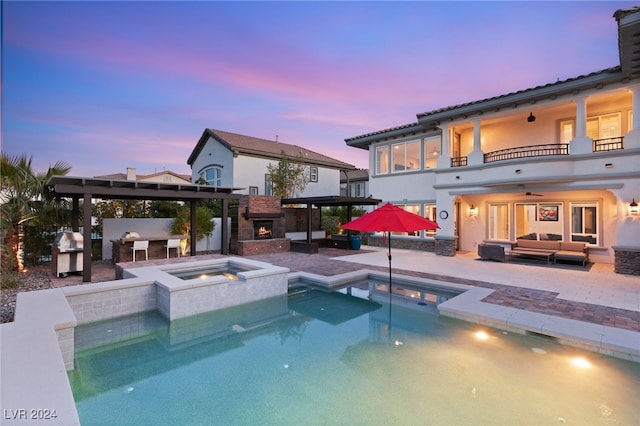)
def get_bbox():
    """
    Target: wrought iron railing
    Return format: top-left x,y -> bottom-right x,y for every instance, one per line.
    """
451,156 -> 468,167
593,137 -> 624,152
484,143 -> 569,163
